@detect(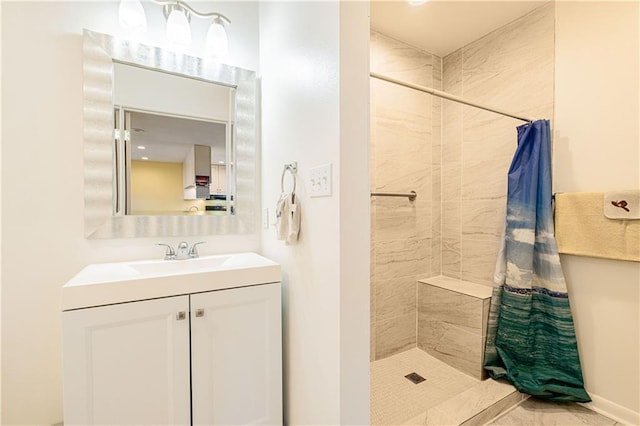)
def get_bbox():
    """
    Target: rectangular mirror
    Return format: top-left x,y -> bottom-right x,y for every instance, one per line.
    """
112,62 -> 236,216
83,30 -> 257,238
